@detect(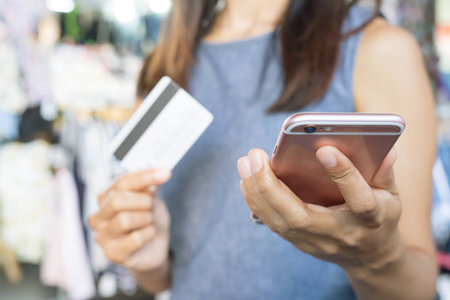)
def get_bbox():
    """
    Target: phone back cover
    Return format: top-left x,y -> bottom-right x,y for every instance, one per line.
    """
270,133 -> 401,207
